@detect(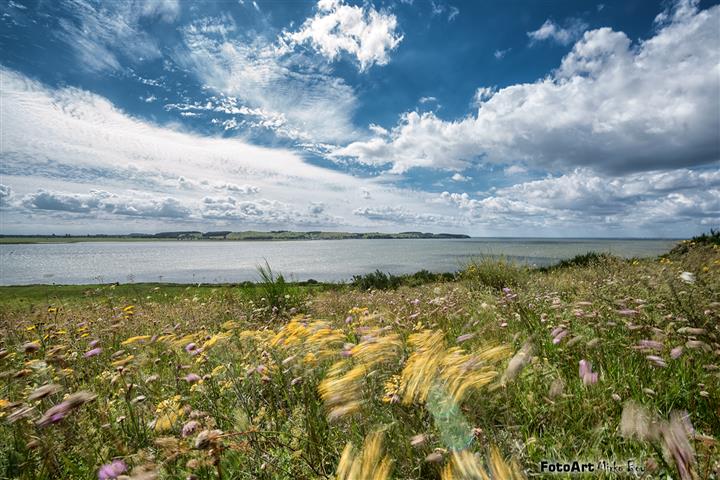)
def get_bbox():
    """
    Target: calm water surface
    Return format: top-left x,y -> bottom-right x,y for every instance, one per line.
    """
0,238 -> 678,285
